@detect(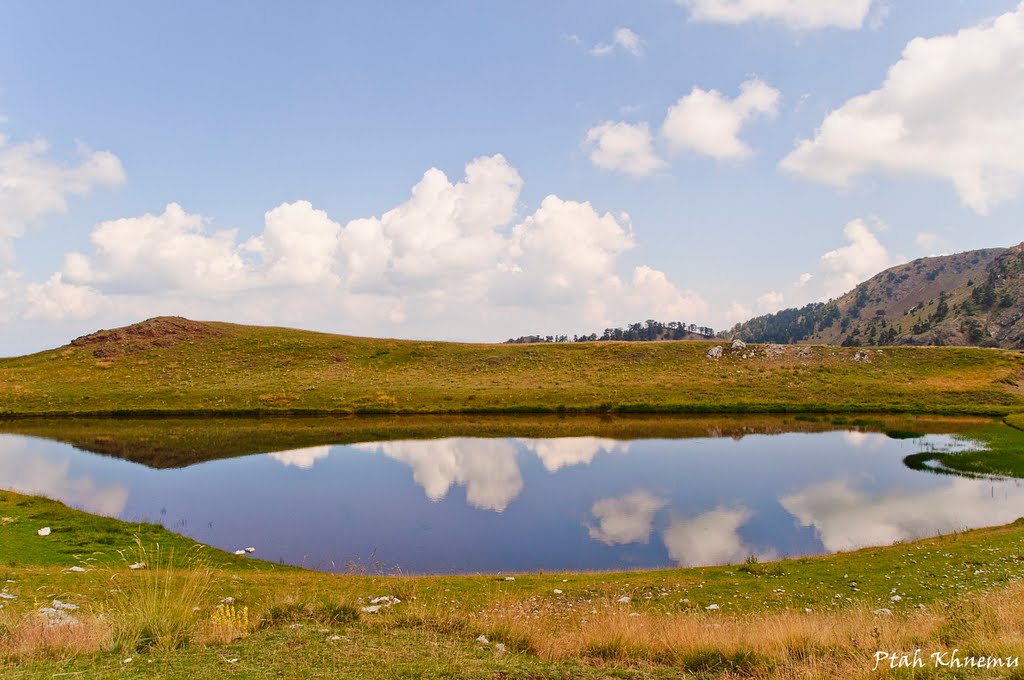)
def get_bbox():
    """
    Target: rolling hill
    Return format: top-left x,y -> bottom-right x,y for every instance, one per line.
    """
0,316 -> 1022,416
728,242 -> 1024,349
